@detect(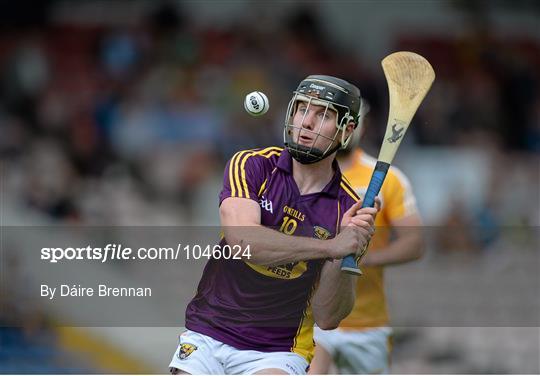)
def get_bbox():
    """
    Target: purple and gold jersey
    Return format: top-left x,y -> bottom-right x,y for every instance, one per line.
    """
185,147 -> 359,362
